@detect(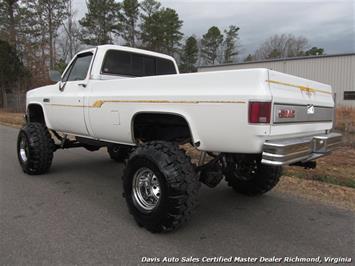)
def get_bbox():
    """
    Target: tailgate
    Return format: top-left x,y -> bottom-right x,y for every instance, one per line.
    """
267,70 -> 334,136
